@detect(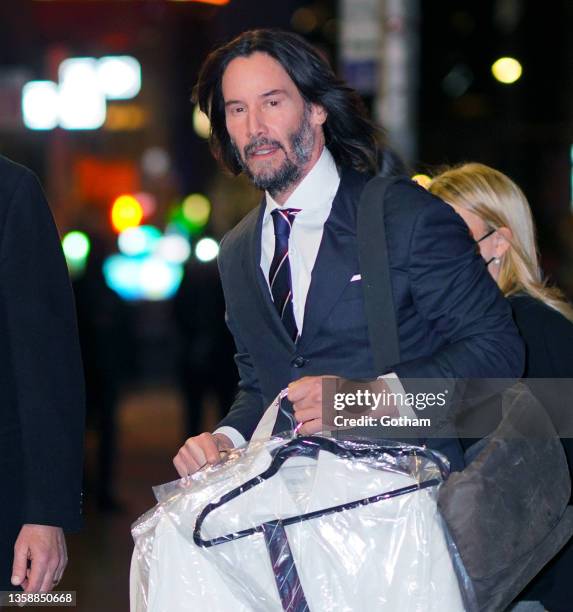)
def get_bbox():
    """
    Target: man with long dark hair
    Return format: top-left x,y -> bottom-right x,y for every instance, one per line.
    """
173,29 -> 523,476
